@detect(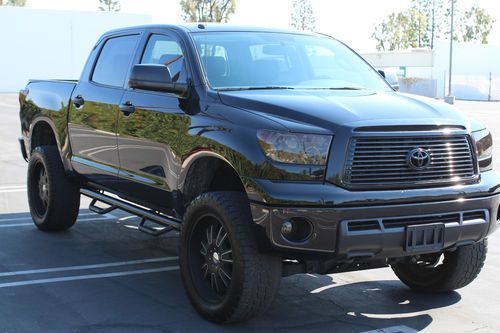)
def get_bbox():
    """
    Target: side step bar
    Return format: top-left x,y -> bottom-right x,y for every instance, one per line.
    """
81,188 -> 182,233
